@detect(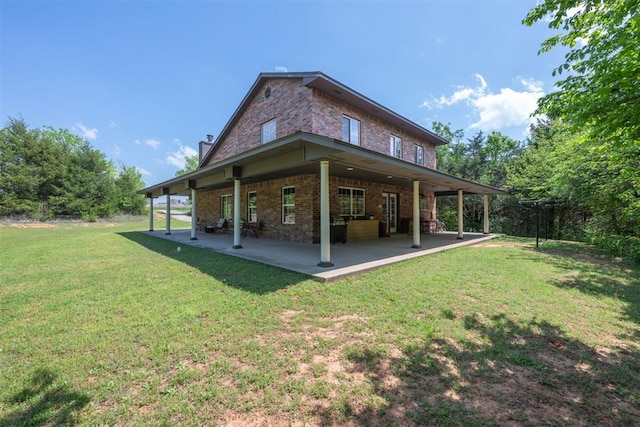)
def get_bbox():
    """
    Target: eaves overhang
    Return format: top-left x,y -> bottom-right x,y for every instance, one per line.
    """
140,132 -> 506,199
